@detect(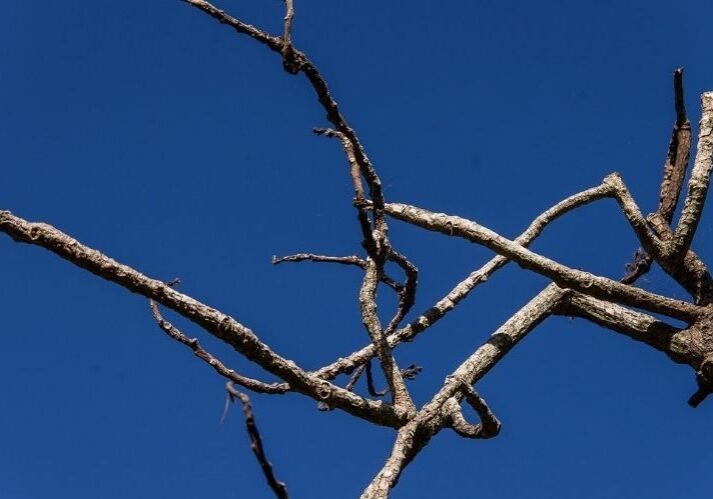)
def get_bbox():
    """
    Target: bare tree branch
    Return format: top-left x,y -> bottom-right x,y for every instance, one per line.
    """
272,252 -> 404,294
646,213 -> 713,304
671,92 -> 713,258
280,0 -> 297,73
225,383 -> 289,499
359,257 -> 416,411
314,182 -> 615,381
361,284 -> 568,498
658,68 -> 692,224
381,200 -> 701,322
555,292 -> 694,366
3,1 -> 712,496
445,386 -> 501,439
150,298 -> 289,394
0,211 -> 411,428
